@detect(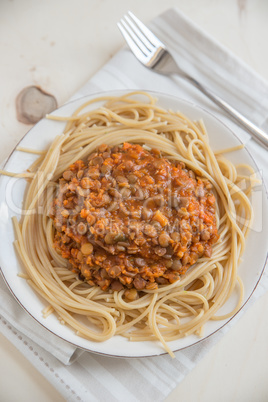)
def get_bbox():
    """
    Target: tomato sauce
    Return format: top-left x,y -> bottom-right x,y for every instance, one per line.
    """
51,143 -> 219,293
